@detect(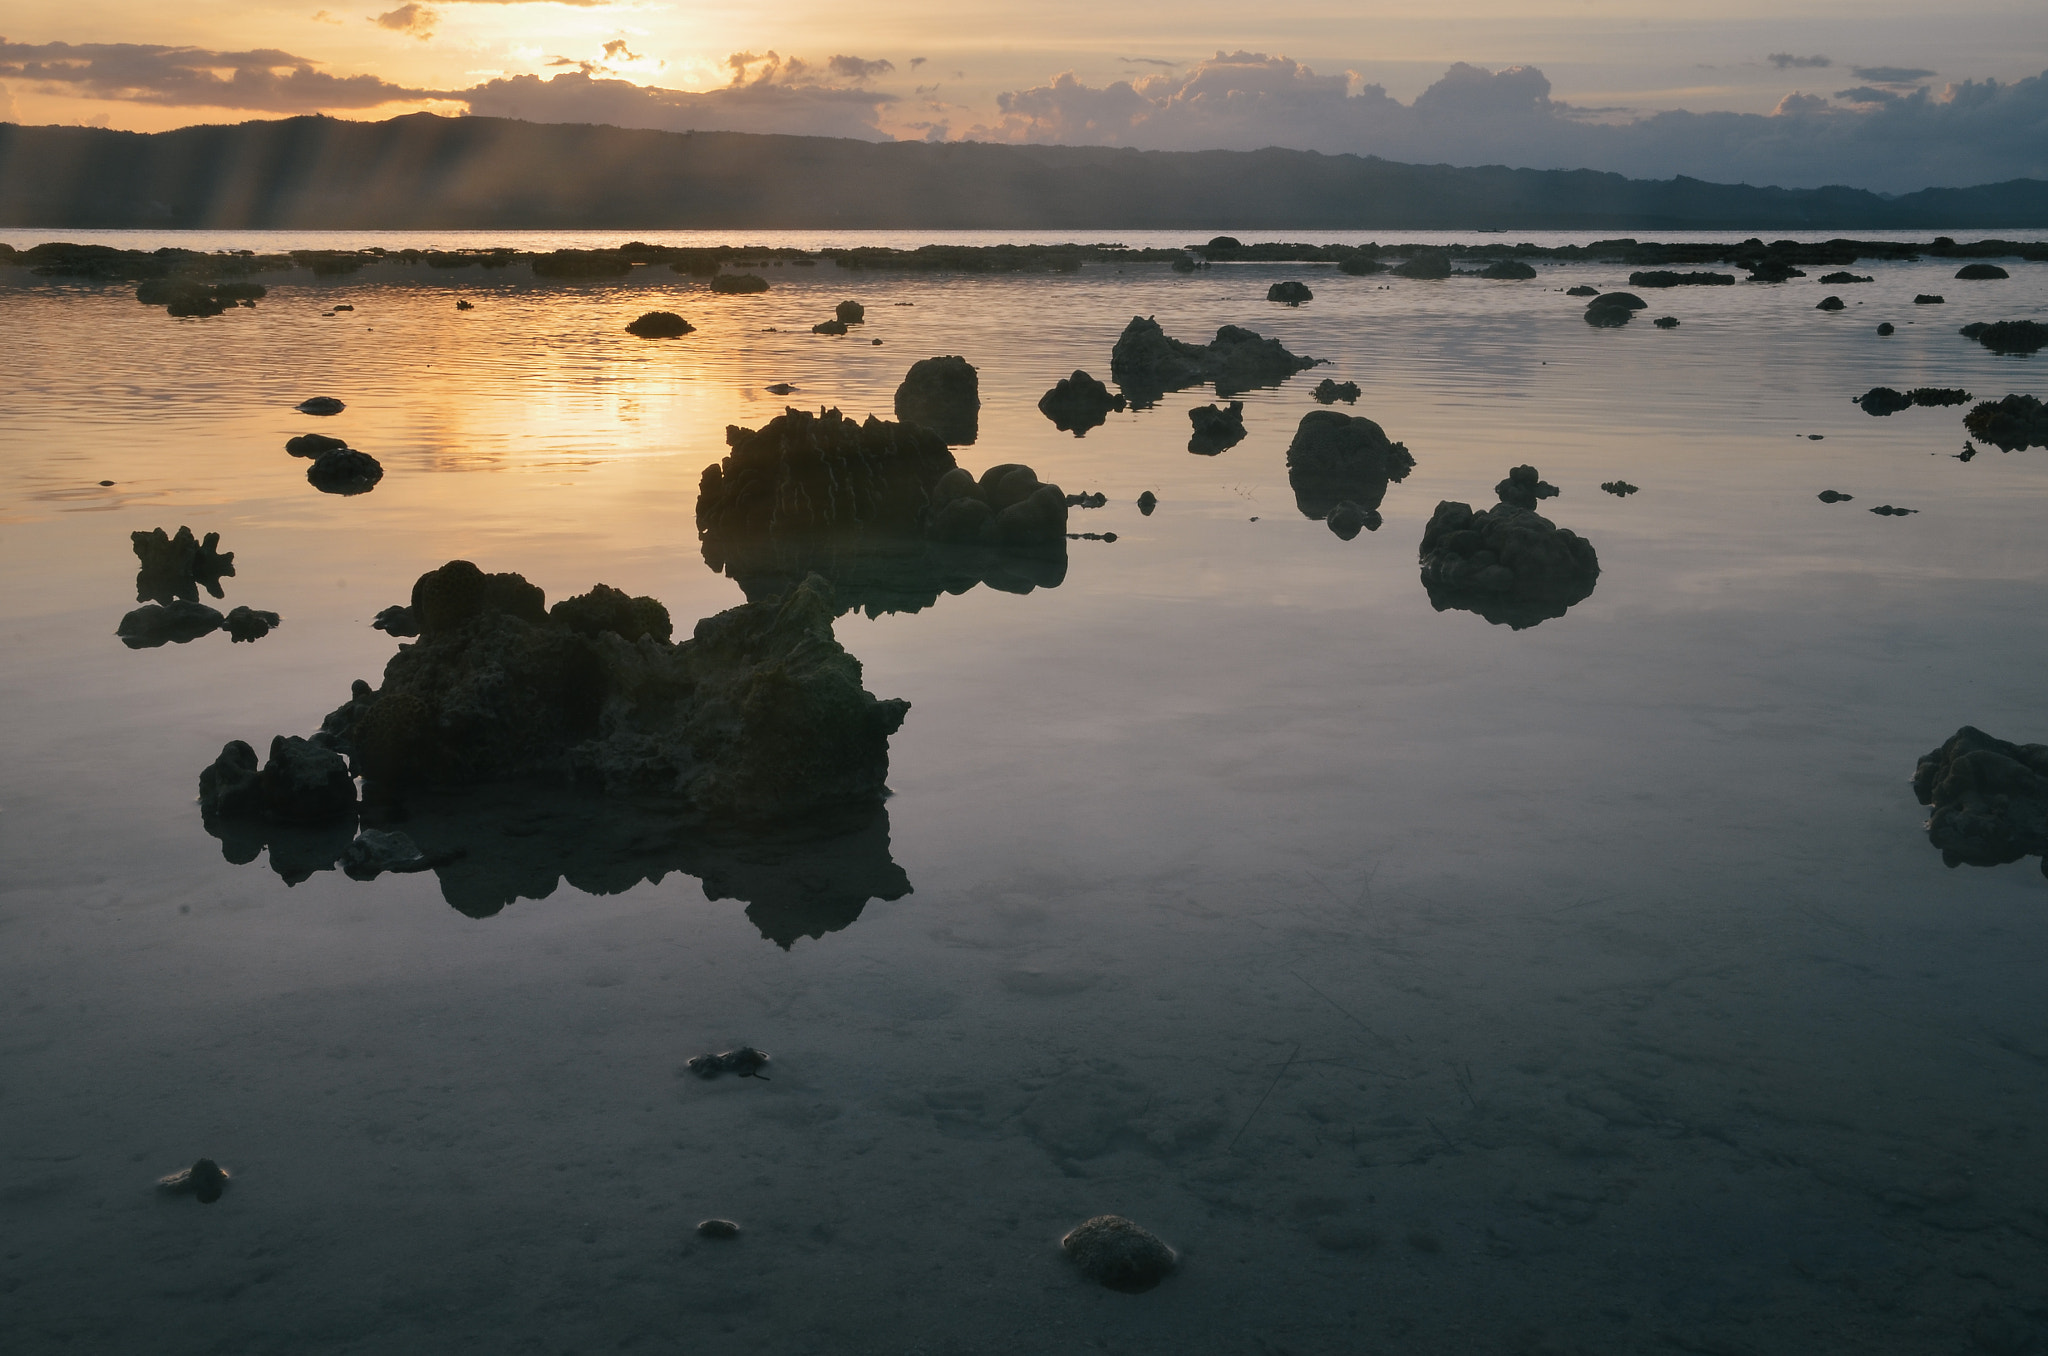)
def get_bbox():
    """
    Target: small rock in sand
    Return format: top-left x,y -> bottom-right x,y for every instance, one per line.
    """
1061,1215 -> 1177,1293
698,1219 -> 741,1239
